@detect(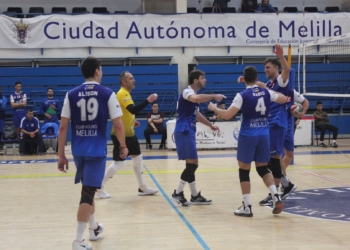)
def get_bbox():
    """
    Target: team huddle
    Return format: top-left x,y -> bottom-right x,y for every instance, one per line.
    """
57,45 -> 309,250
